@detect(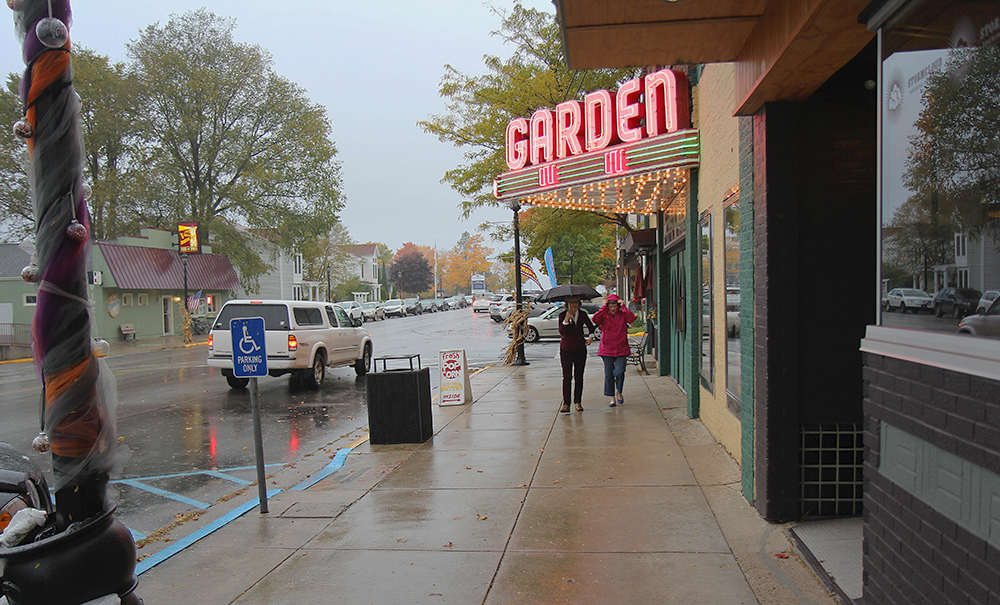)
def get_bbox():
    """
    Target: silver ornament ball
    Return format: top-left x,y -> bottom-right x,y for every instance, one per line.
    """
66,219 -> 88,242
35,17 -> 68,48
92,338 -> 111,358
12,118 -> 33,140
32,432 -> 50,453
81,181 -> 93,201
20,264 -> 36,282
